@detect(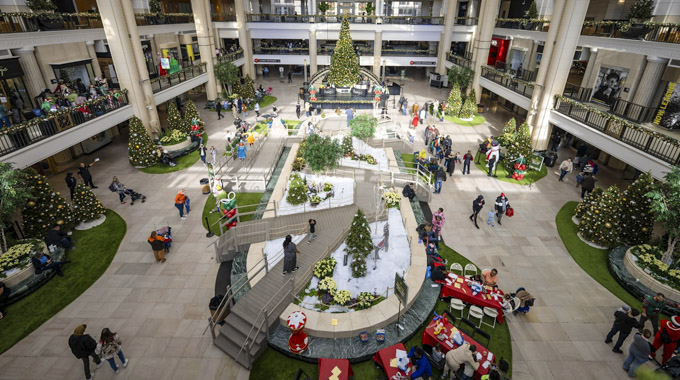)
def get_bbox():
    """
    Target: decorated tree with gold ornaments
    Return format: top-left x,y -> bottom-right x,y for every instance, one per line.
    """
72,184 -> 106,223
326,16 -> 361,87
21,168 -> 74,238
576,187 -> 603,219
167,102 -> 183,132
128,116 -> 159,167
445,84 -> 462,117
578,185 -> 623,248
620,173 -> 655,245
459,89 -> 477,119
